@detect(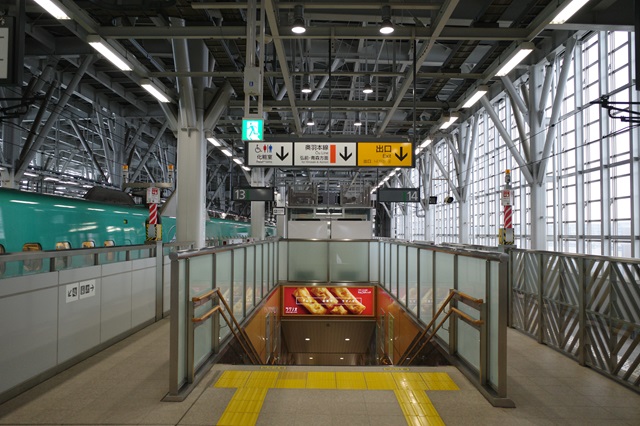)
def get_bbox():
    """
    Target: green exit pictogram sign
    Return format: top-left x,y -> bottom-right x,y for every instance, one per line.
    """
242,119 -> 264,141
